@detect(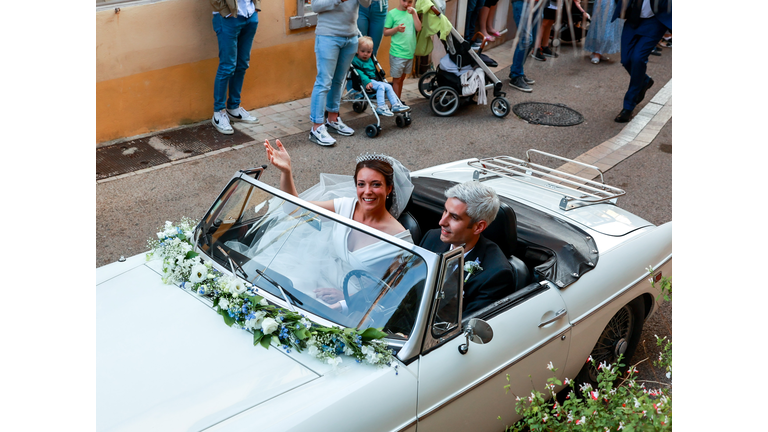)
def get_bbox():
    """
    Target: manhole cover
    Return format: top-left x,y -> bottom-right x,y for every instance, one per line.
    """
512,102 -> 584,126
